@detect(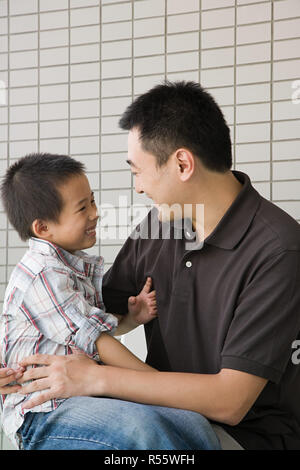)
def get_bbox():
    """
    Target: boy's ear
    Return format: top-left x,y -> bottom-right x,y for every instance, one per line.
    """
31,219 -> 50,238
